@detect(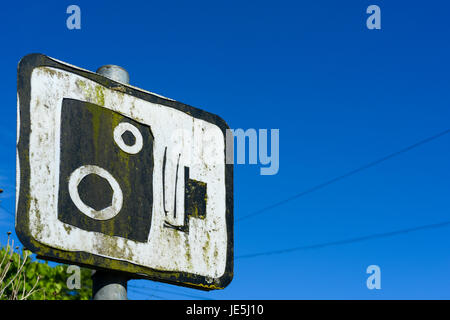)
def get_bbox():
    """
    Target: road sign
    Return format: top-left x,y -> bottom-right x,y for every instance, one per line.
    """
16,54 -> 233,290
